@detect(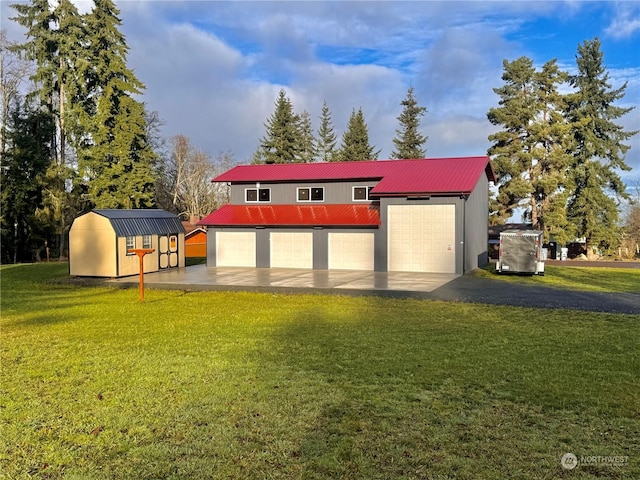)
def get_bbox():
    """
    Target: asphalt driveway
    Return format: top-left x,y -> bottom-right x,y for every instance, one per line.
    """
107,264 -> 640,314
429,275 -> 639,314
